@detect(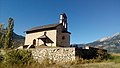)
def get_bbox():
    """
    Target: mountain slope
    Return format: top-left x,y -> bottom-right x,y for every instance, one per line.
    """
0,29 -> 25,48
12,32 -> 25,47
87,33 -> 120,53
